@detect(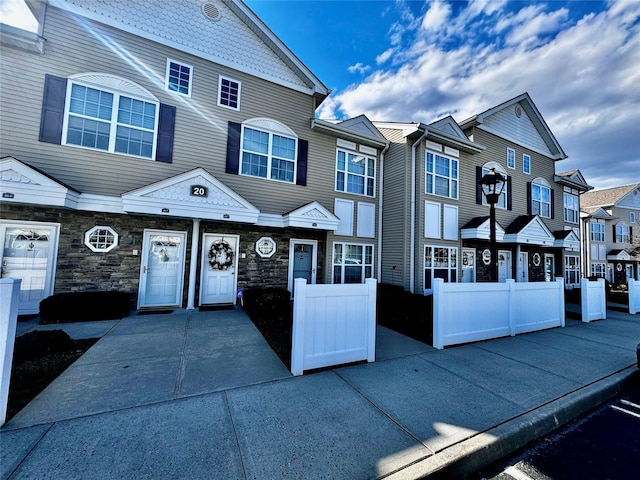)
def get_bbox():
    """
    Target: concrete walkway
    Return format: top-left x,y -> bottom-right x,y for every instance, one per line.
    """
2,308 -> 639,479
